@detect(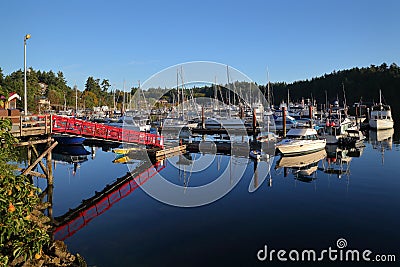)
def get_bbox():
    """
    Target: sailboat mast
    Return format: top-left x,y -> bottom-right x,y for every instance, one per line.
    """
267,81 -> 270,107
75,84 -> 78,113
122,80 -> 126,114
176,69 -> 180,116
180,66 -> 185,120
113,88 -> 116,111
